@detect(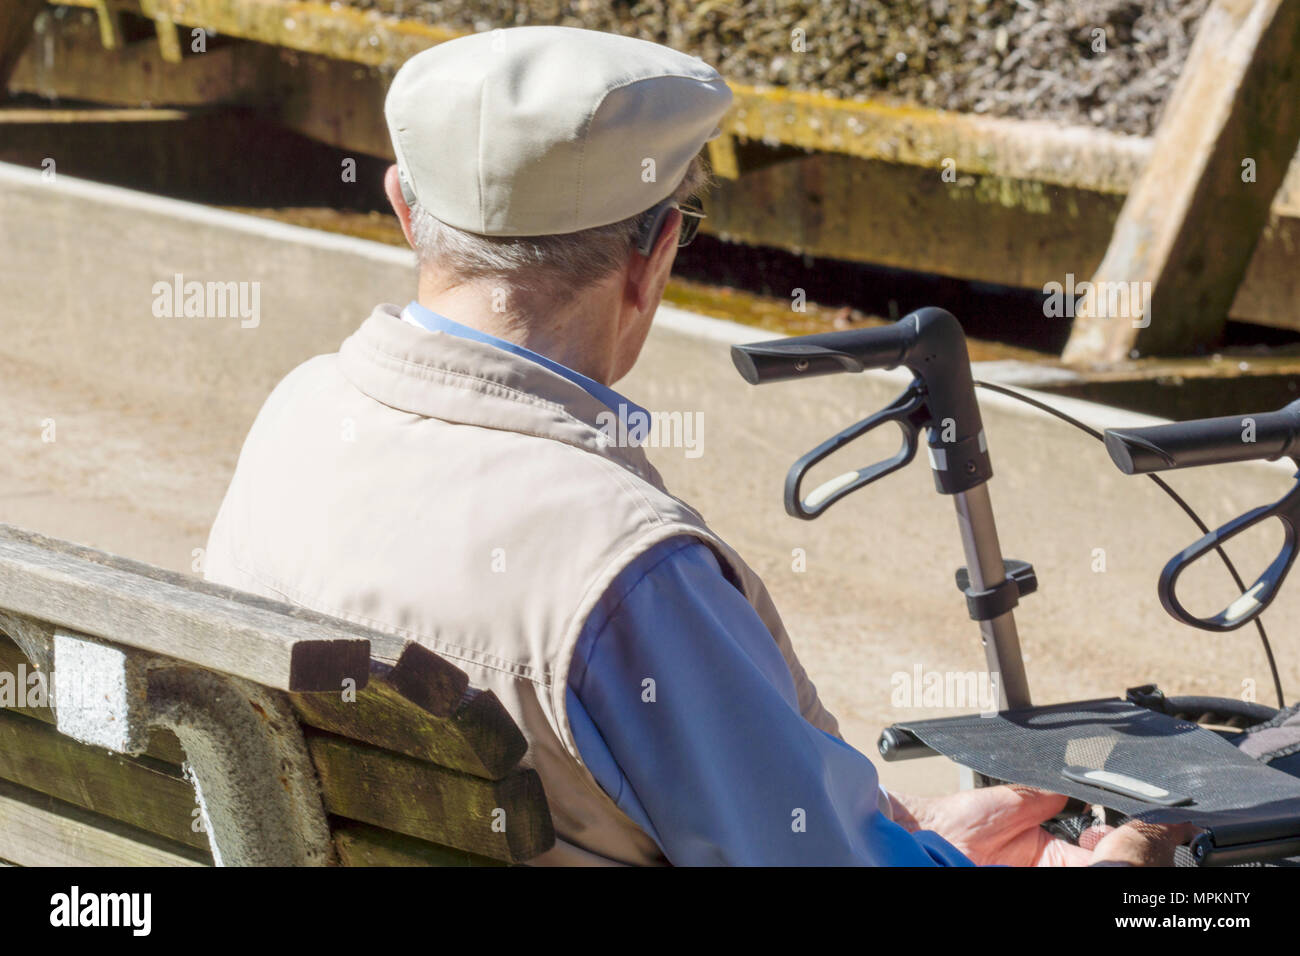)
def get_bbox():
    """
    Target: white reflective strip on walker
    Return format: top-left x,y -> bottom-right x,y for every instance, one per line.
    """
1079,770 -> 1171,800
804,471 -> 861,509
1224,581 -> 1267,621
